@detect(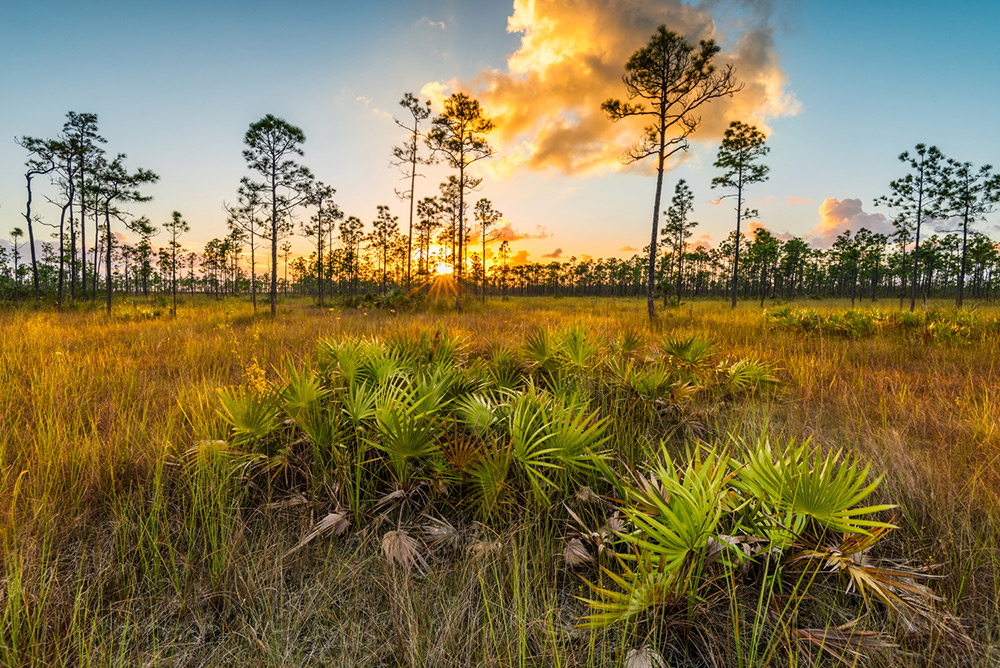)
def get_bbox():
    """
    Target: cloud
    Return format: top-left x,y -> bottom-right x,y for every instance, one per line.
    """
619,244 -> 638,252
419,17 -> 447,30
491,222 -> 550,242
787,196 -> 814,205
510,249 -> 530,265
422,0 -> 798,175
542,247 -> 563,258
748,221 -> 794,241
580,254 -> 593,262
807,198 -> 894,247
692,233 -> 714,250
352,94 -> 394,121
